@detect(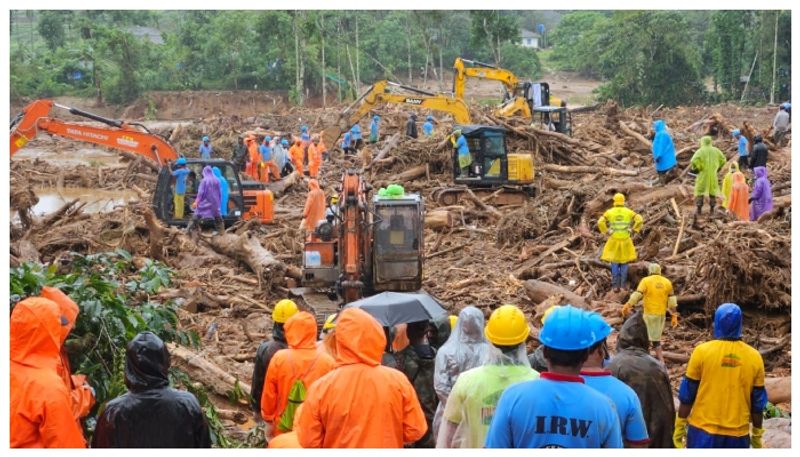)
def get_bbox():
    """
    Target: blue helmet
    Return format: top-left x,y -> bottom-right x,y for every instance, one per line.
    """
281,139 -> 289,146
732,129 -> 741,137
264,135 -> 272,143
301,125 -> 308,132
202,136 -> 209,142
350,125 -> 358,133
586,311 -> 613,345
373,115 -> 380,122
426,115 -> 433,121
538,305 -> 599,351
714,303 -> 742,339
176,157 -> 187,166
